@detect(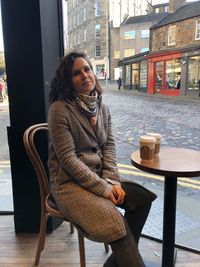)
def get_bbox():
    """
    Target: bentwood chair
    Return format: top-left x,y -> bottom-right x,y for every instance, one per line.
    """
23,123 -> 109,266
